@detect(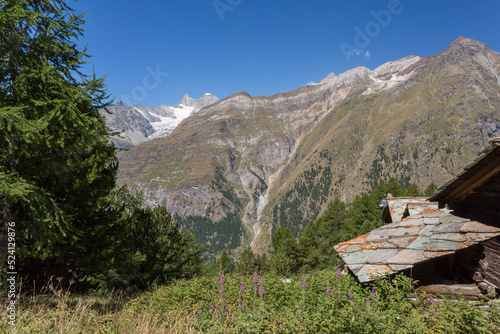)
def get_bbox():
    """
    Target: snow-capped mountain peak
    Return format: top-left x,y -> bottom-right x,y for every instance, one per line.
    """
101,93 -> 219,148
